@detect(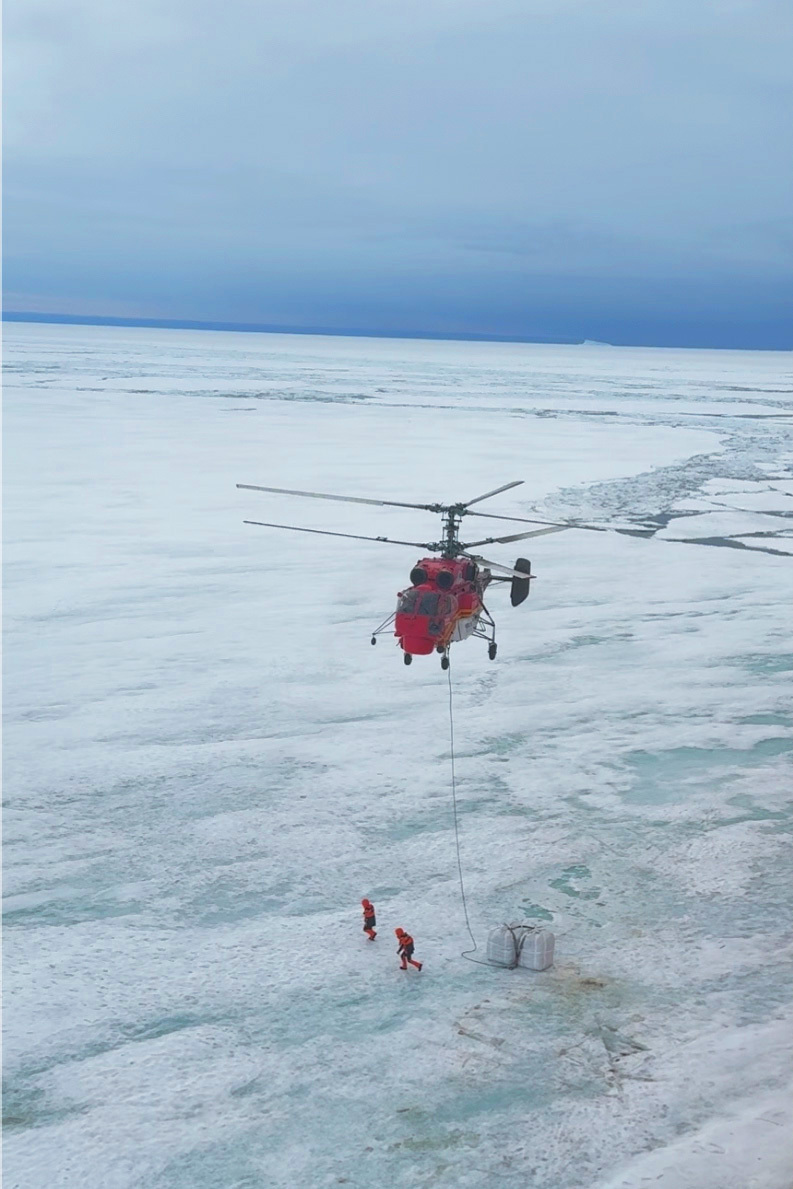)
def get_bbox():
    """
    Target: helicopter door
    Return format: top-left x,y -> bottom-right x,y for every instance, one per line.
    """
451,593 -> 478,642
